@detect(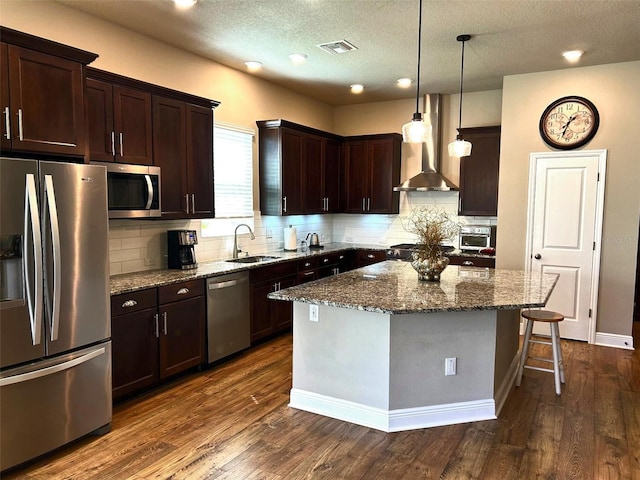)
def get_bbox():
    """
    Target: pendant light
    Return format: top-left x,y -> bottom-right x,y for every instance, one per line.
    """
402,0 -> 430,143
448,34 -> 472,157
